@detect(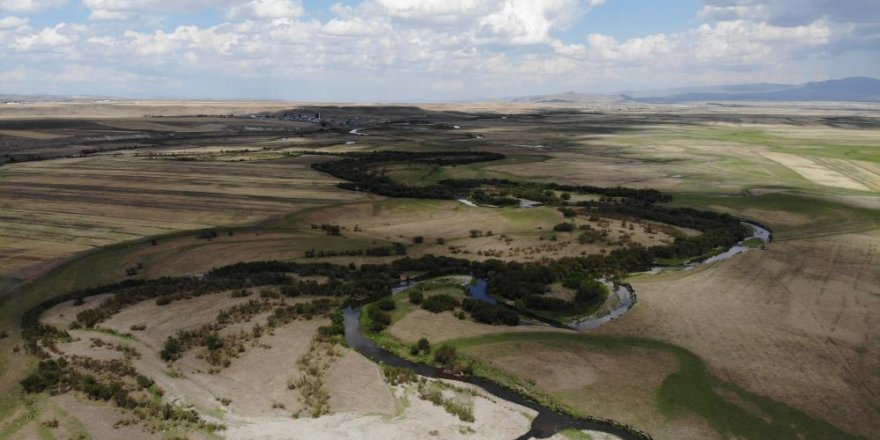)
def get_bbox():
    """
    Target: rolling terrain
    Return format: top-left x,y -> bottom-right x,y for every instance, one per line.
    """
1,100 -> 878,440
